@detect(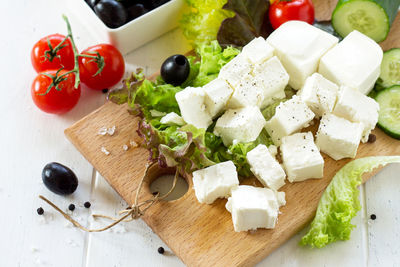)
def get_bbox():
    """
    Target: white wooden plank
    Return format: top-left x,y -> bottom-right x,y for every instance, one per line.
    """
365,164 -> 400,267
0,1 -> 105,266
85,173 -> 185,267
258,188 -> 368,266
83,26 -> 191,267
